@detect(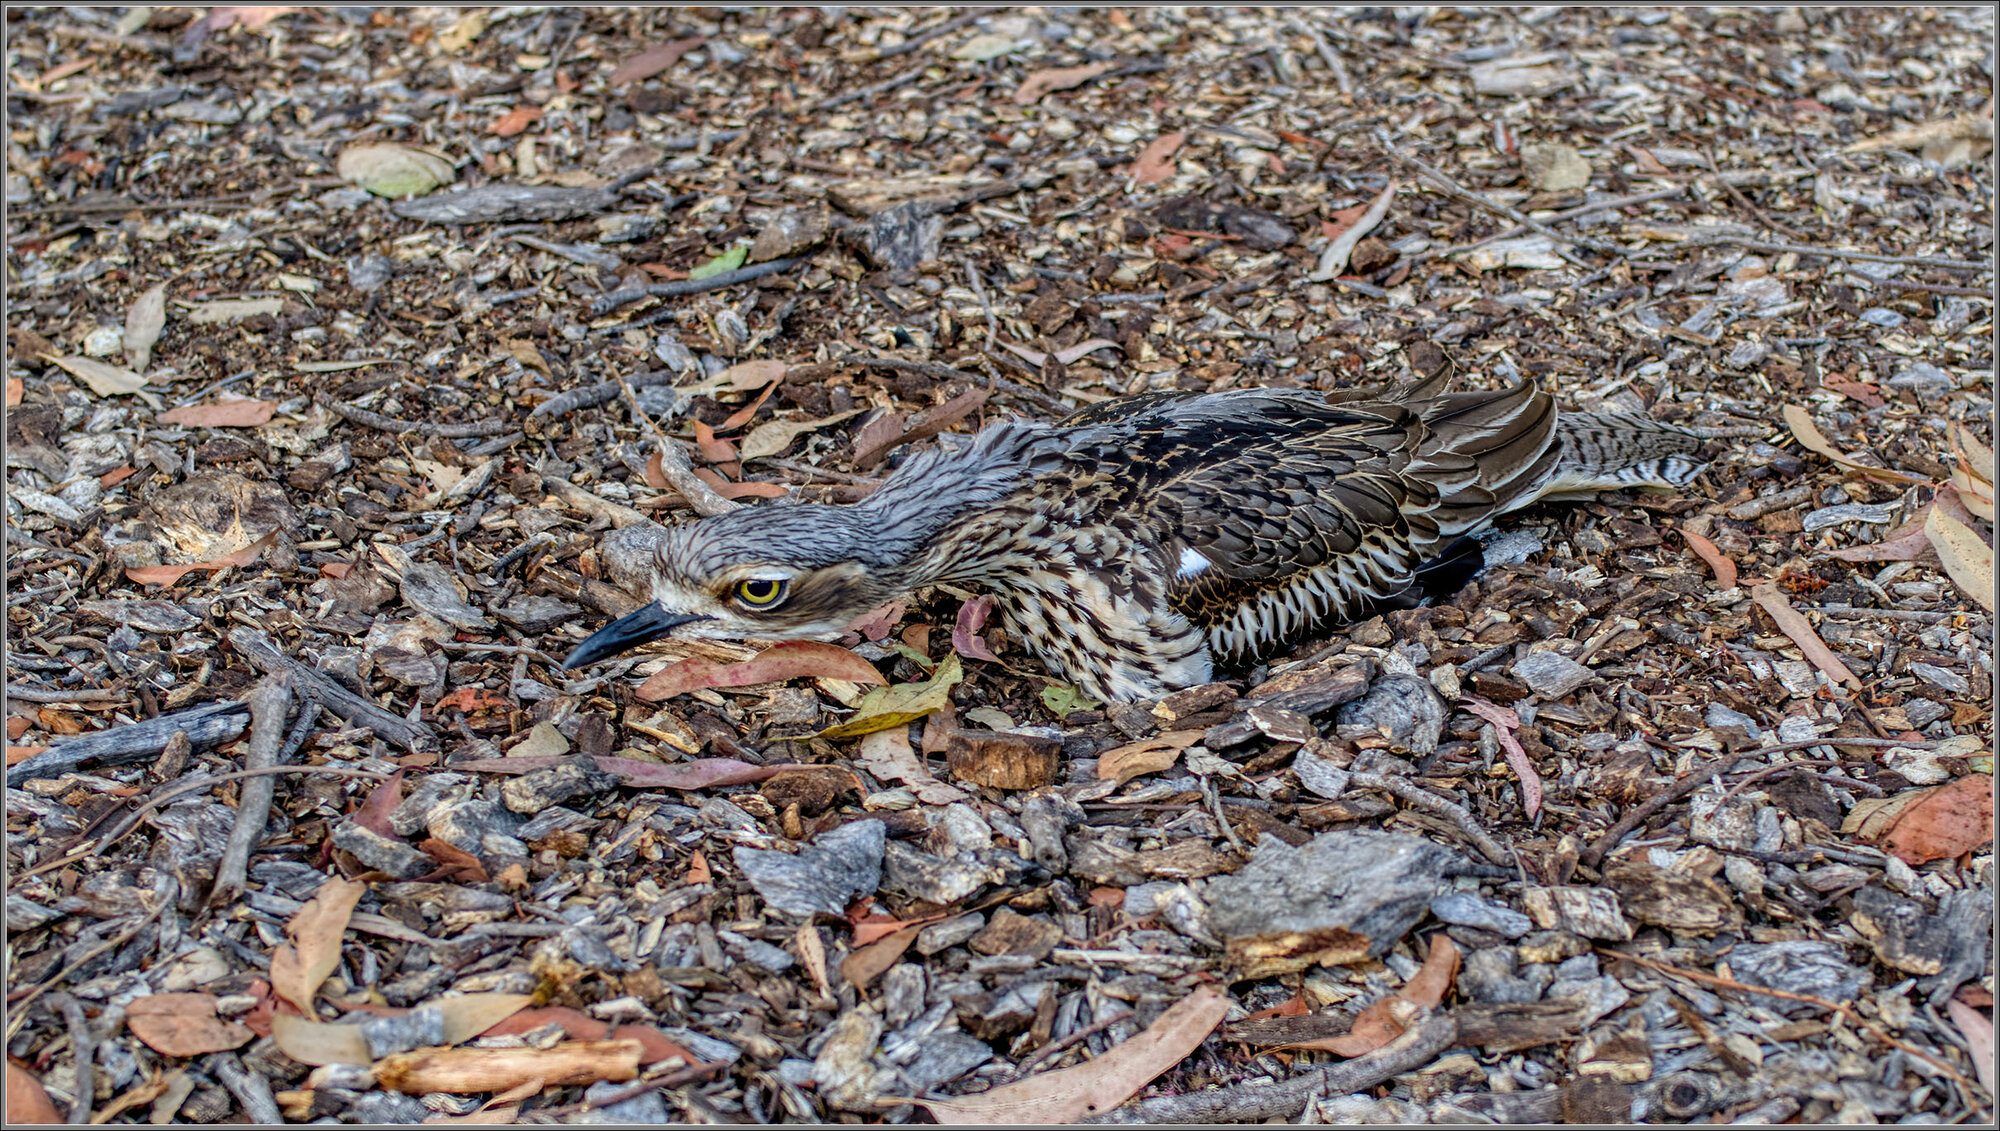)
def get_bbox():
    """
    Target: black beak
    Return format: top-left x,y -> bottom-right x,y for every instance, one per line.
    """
562,605 -> 709,670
